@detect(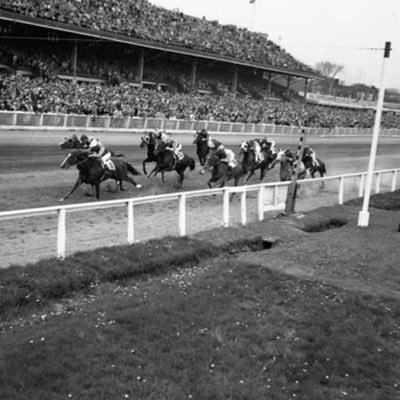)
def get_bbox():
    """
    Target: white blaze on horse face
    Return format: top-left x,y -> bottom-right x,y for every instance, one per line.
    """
239,141 -> 248,153
275,149 -> 286,162
60,153 -> 72,169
